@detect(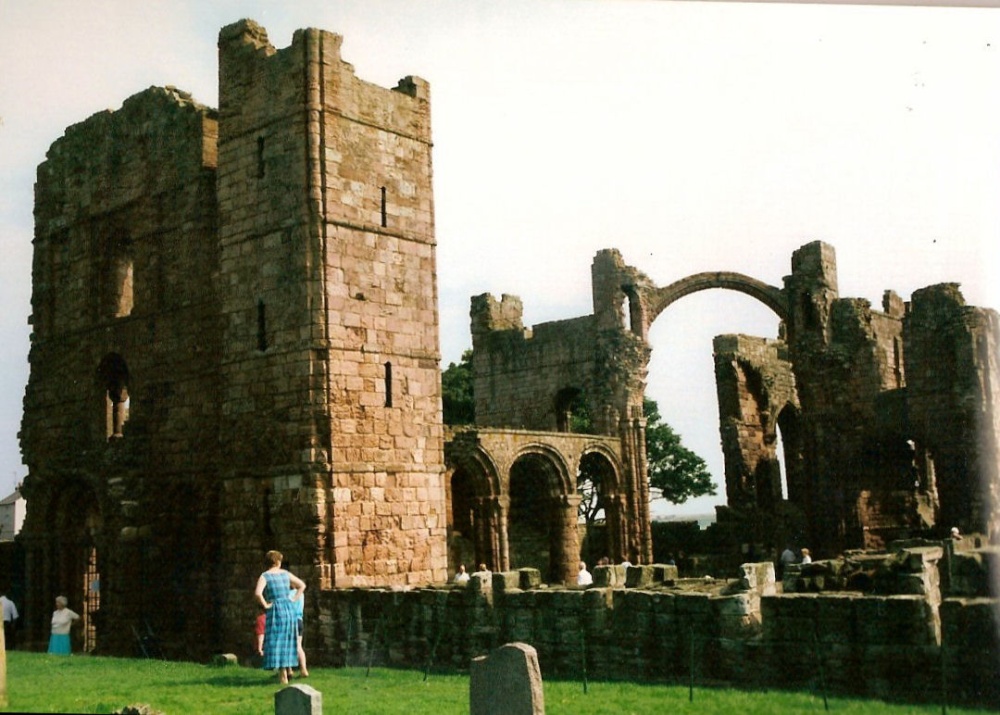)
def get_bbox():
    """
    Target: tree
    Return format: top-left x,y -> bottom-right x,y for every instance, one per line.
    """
643,398 -> 716,505
441,349 -> 474,425
576,397 -> 716,525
